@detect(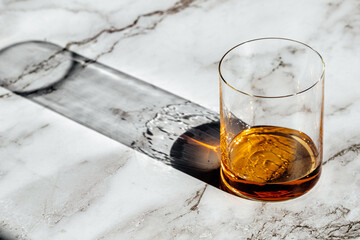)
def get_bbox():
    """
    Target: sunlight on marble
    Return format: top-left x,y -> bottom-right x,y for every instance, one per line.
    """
0,0 -> 359,239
